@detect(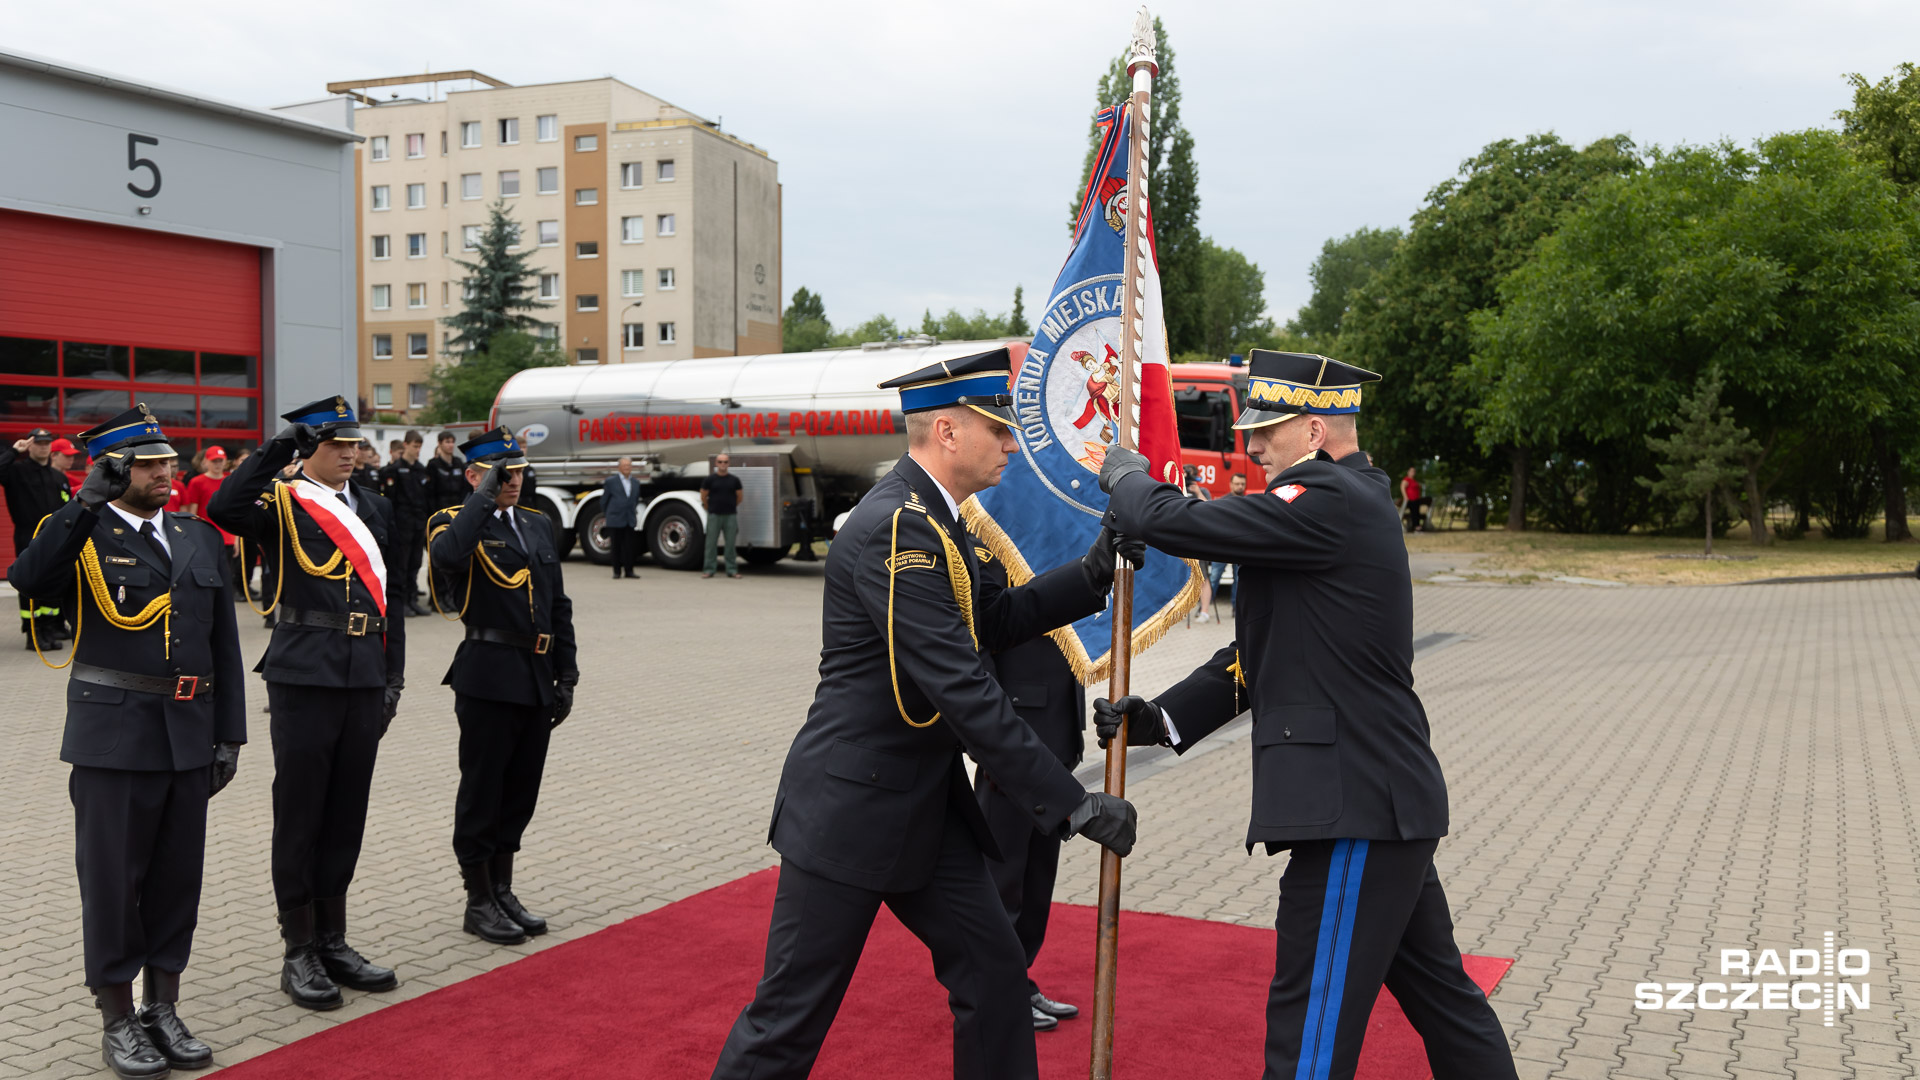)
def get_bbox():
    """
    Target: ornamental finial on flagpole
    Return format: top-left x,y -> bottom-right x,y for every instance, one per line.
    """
1127,6 -> 1159,78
